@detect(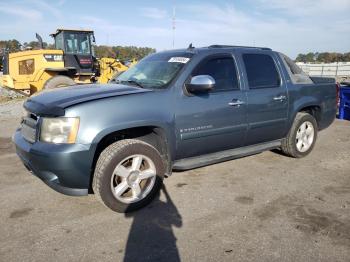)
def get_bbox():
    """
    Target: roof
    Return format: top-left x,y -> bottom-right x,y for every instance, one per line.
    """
50,28 -> 94,37
208,45 -> 271,50
157,45 -> 273,57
